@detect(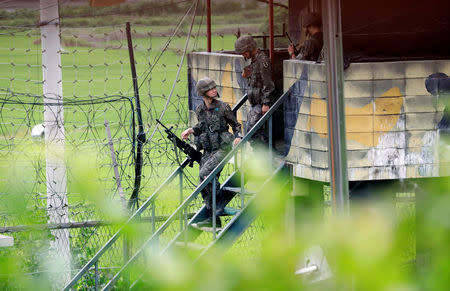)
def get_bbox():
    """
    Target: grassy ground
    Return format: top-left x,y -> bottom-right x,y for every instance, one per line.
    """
0,6 -> 246,277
